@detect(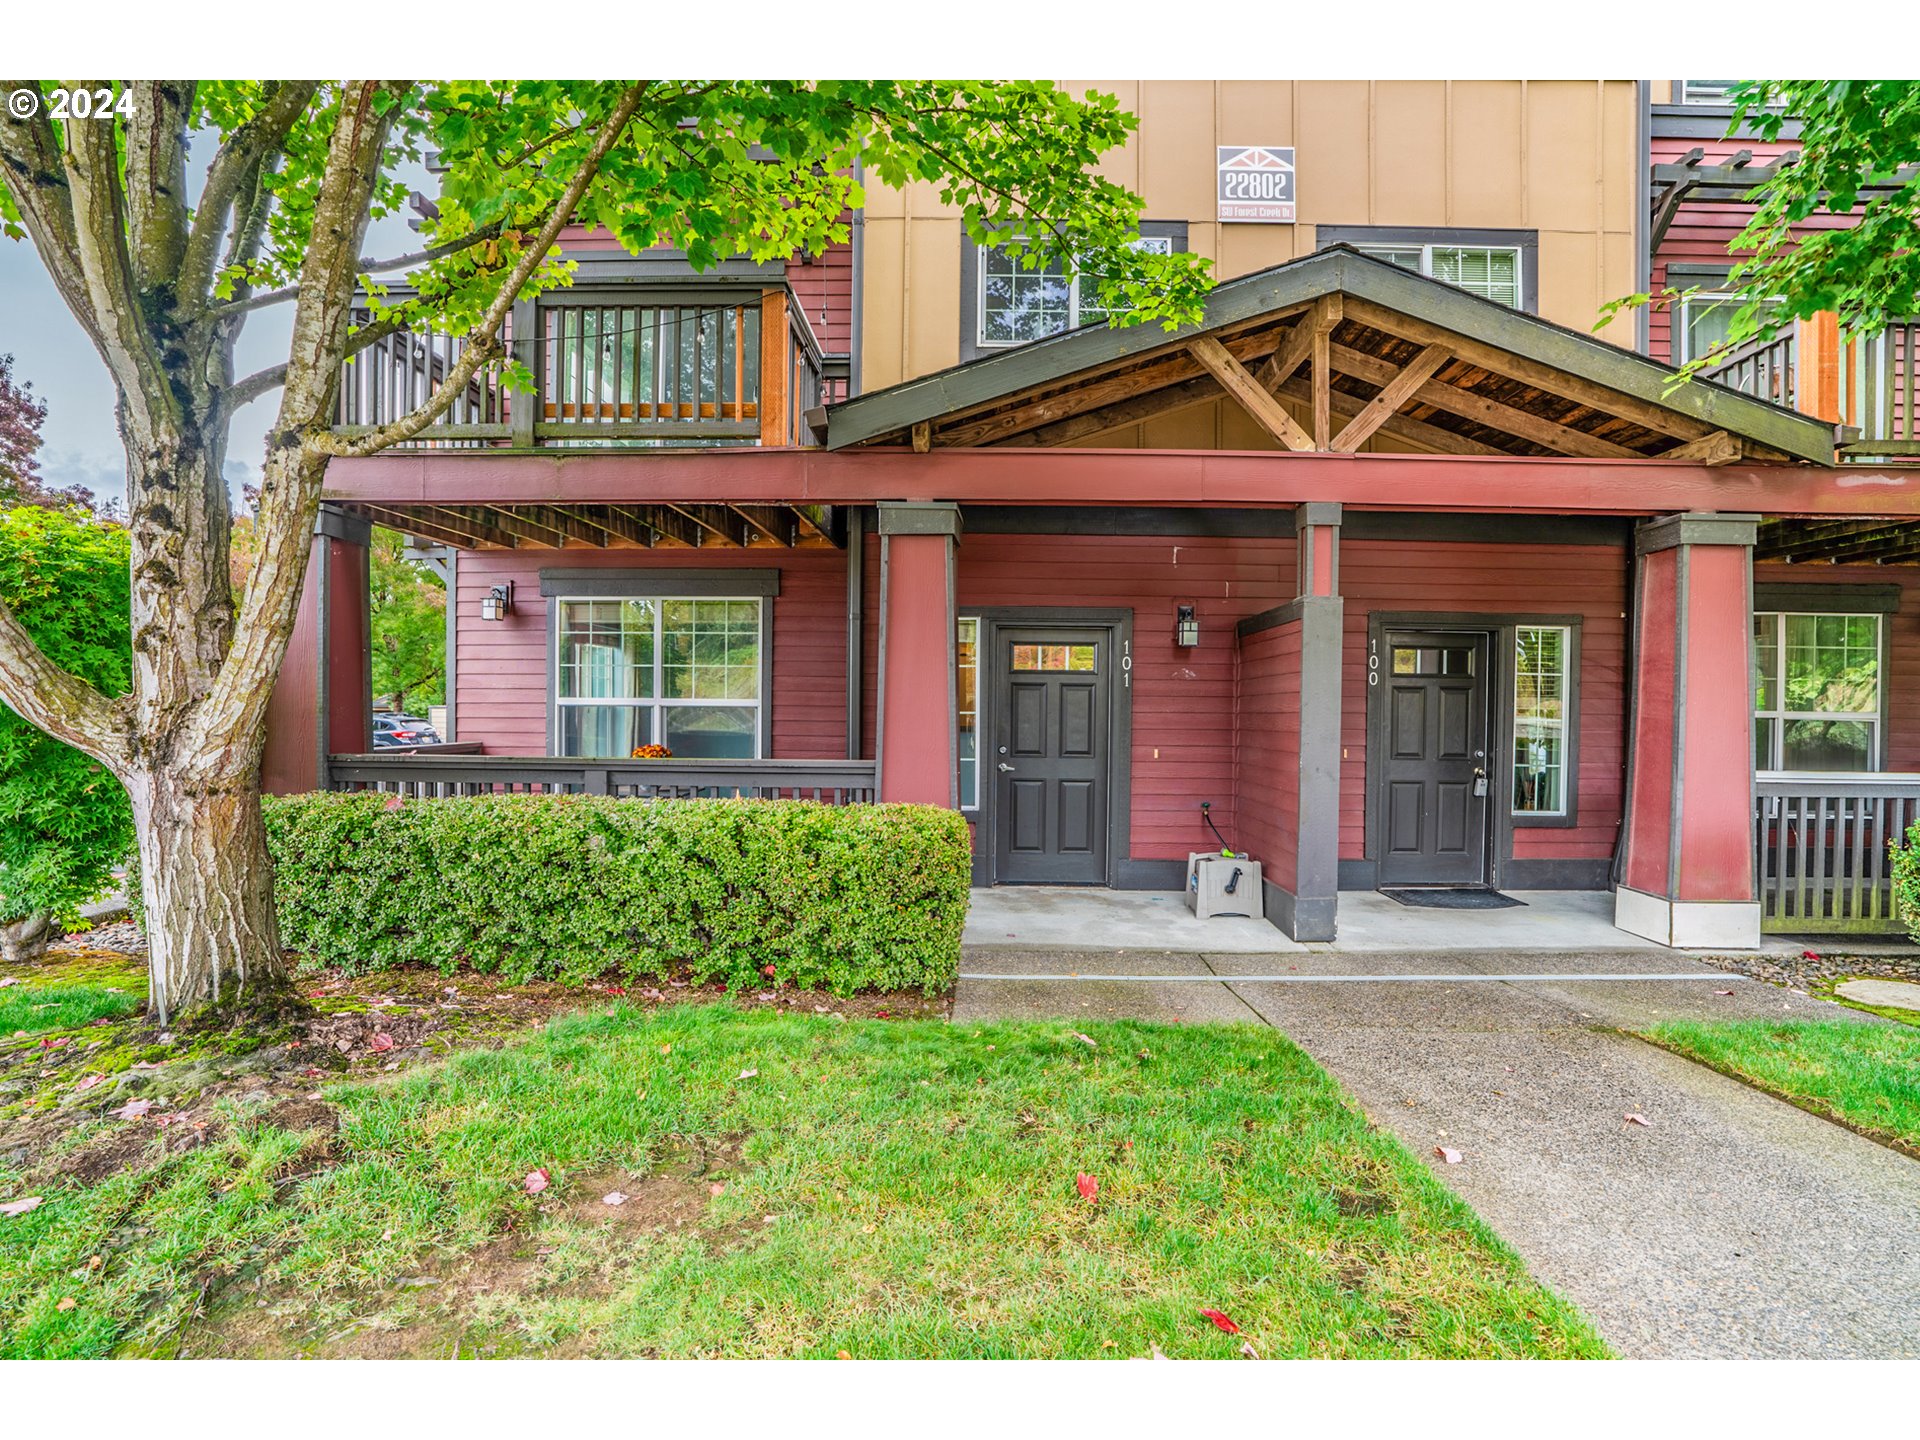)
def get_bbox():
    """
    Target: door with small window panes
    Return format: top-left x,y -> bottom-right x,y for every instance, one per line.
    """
1379,631 -> 1491,886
